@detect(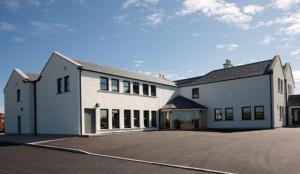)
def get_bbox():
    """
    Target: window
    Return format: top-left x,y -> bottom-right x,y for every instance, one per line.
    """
214,108 -> 222,121
64,76 -> 70,92
17,89 -> 20,102
288,84 -> 292,96
111,79 -> 119,92
124,110 -> 131,128
57,78 -> 62,94
242,107 -> 251,120
100,77 -> 108,91
144,111 -> 149,127
278,78 -> 283,93
143,84 -> 149,96
279,106 -> 284,121
100,109 -> 108,129
192,88 -> 199,99
112,109 -> 120,128
254,106 -> 264,120
123,81 -> 130,93
133,82 -> 139,95
150,85 -> 156,96
151,111 -> 157,127
225,108 -> 234,121
134,110 -> 140,127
